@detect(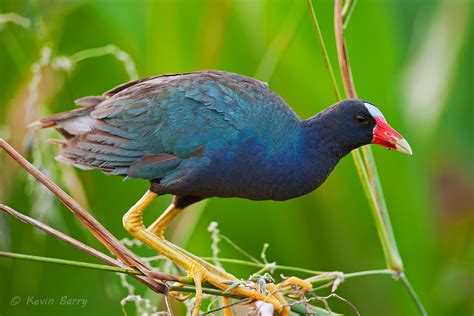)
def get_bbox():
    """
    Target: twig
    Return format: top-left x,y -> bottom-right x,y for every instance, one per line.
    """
0,138 -> 170,293
0,203 -> 179,285
0,204 -> 119,268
